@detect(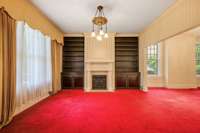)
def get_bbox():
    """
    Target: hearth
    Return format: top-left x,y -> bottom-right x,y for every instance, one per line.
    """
92,75 -> 107,90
